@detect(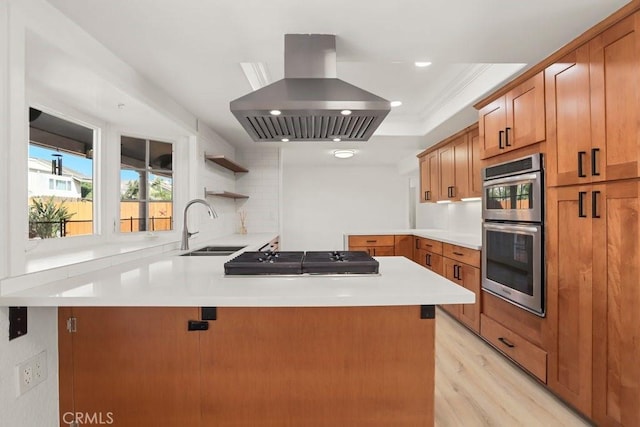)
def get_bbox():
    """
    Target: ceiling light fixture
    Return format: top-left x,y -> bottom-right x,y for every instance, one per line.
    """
414,61 -> 432,68
281,138 -> 289,142
270,110 -> 282,116
333,149 -> 355,159
390,101 -> 403,107
340,110 -> 352,115
333,138 -> 341,142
